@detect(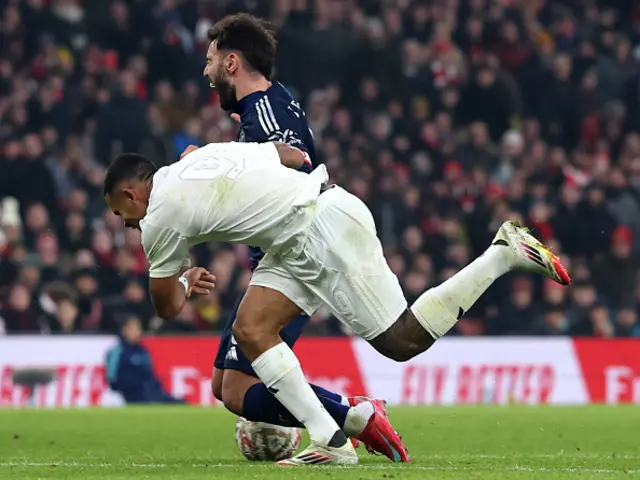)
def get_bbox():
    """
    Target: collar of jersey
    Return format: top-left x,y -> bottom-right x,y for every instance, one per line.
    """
233,88 -> 270,116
